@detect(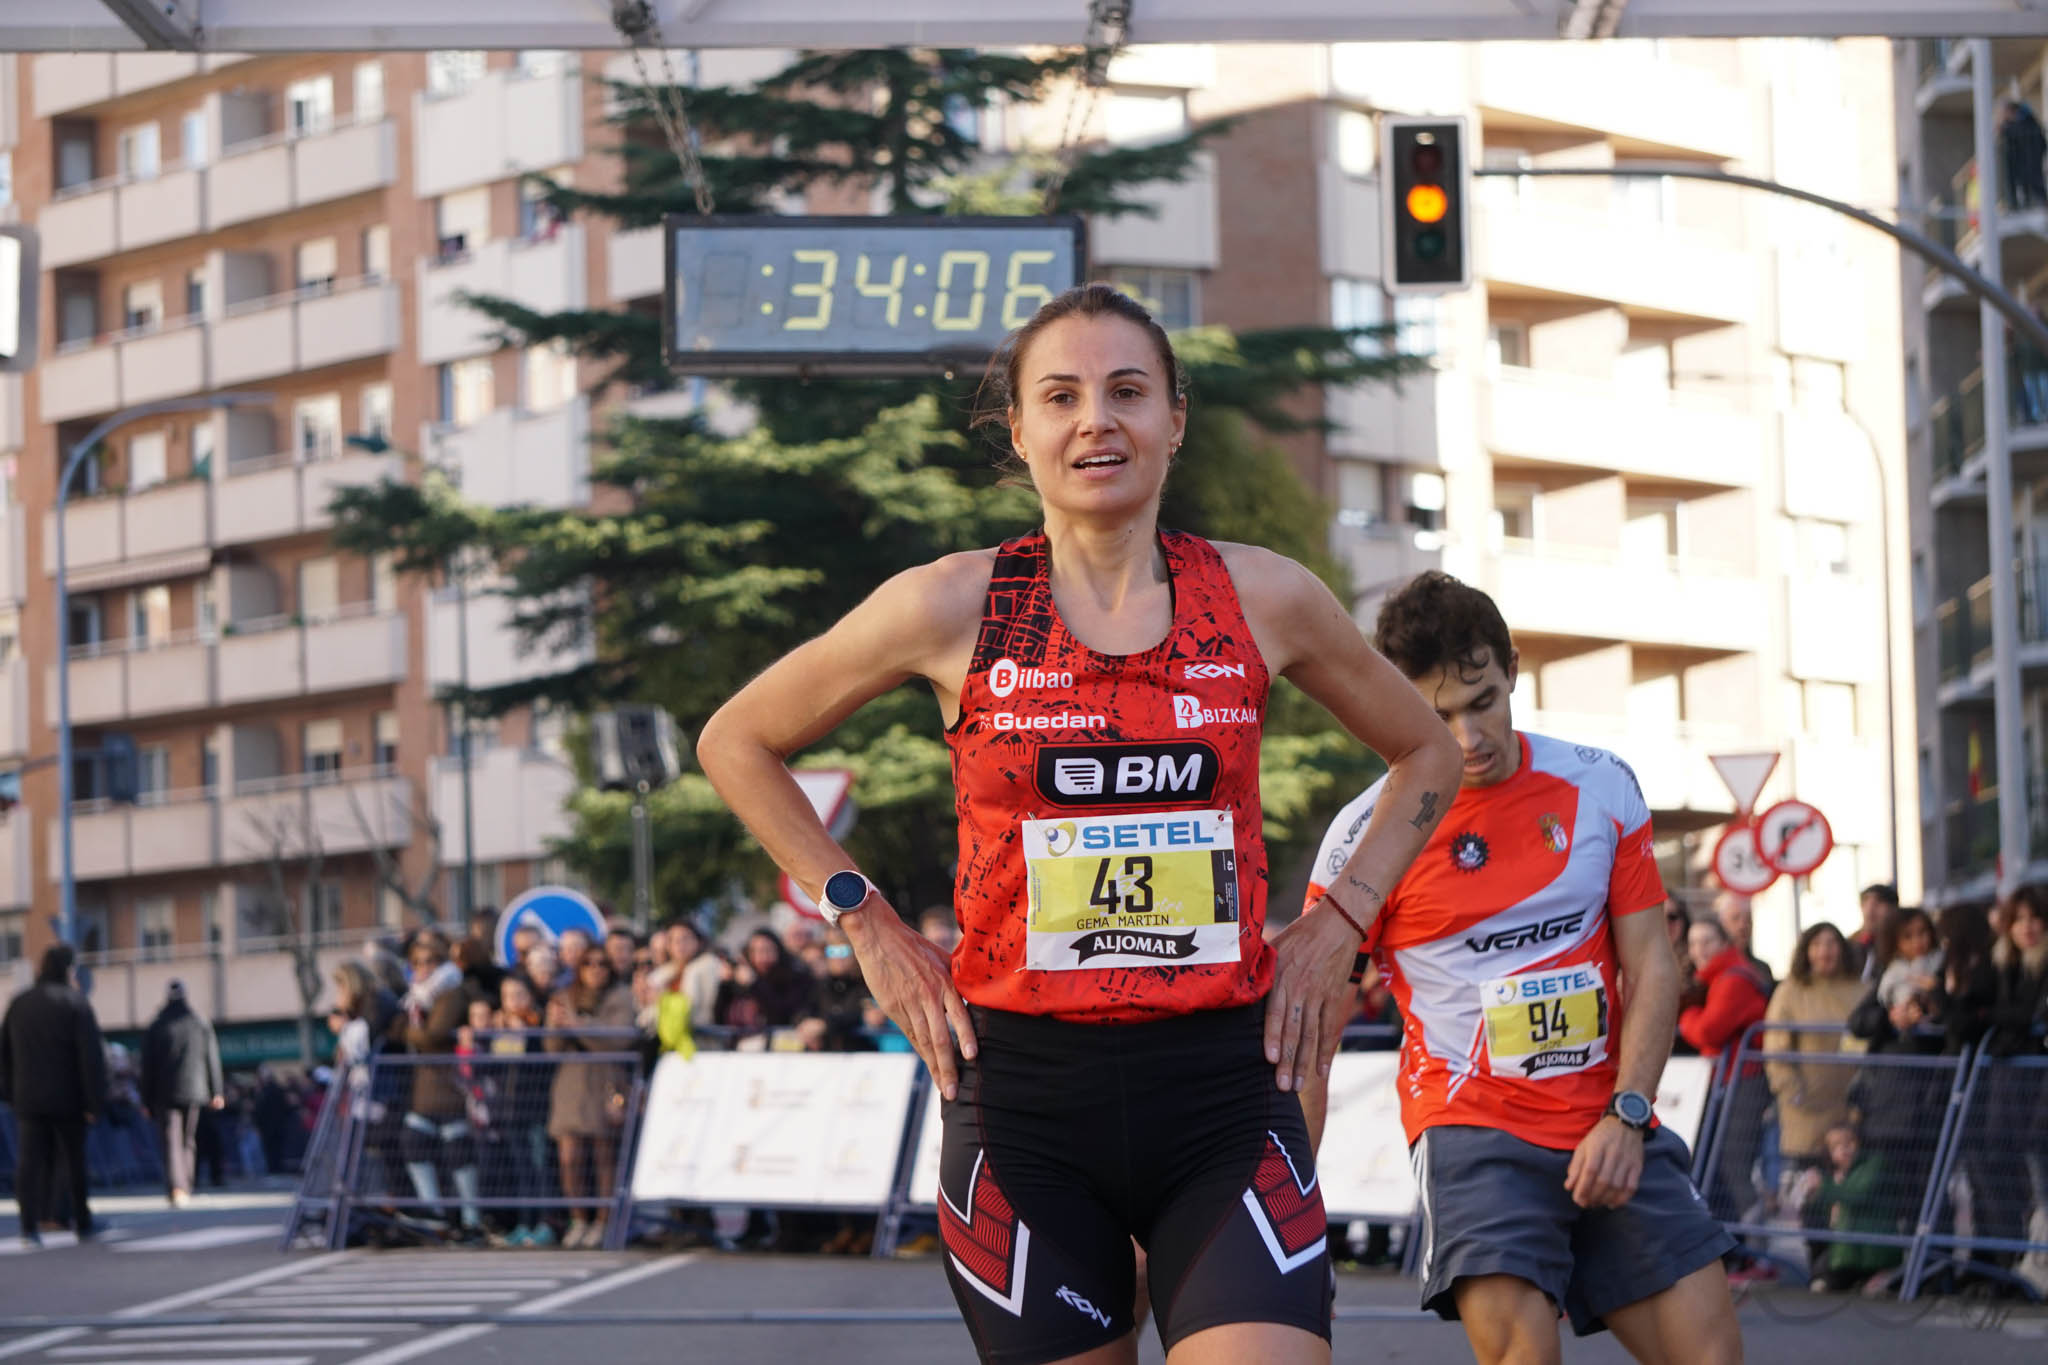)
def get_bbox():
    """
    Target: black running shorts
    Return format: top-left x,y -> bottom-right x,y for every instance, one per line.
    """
938,1002 -> 1334,1365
